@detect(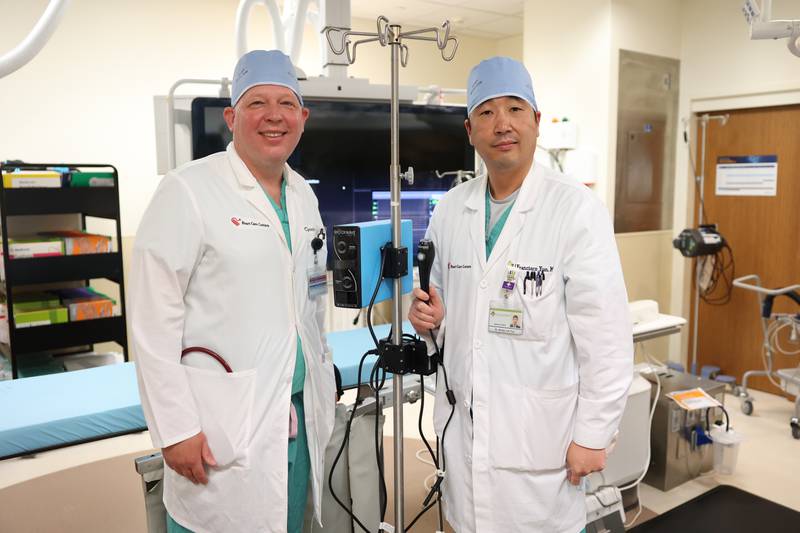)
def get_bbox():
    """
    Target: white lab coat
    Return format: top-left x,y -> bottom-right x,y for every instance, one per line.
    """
425,163 -> 633,533
131,144 -> 335,533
